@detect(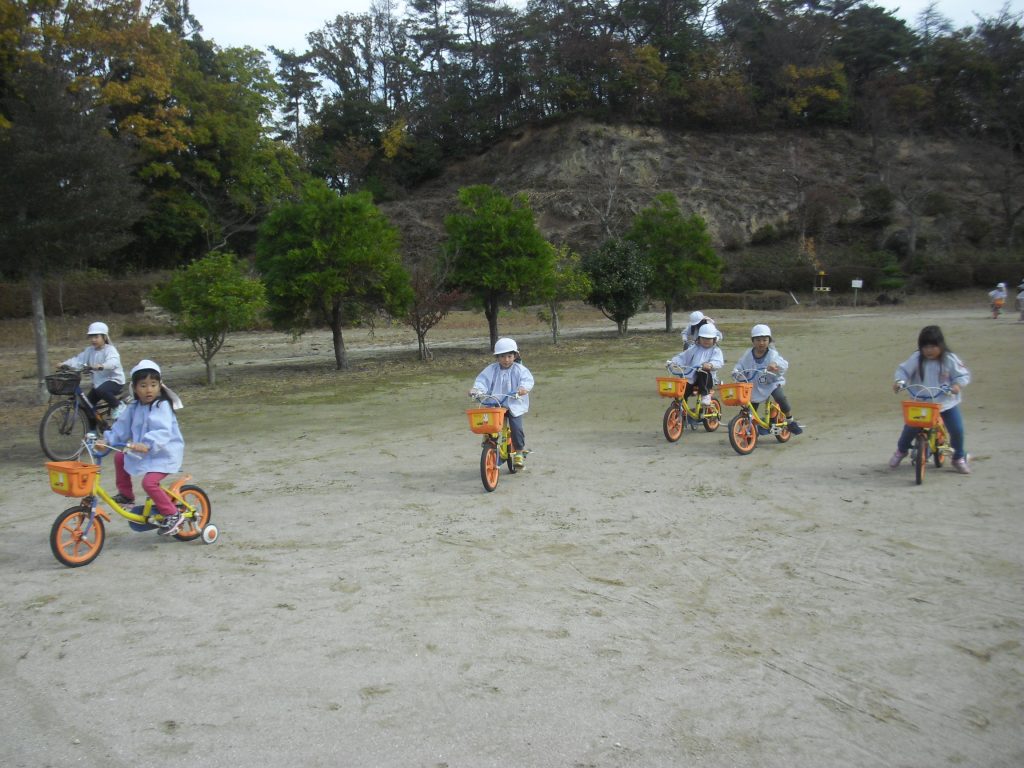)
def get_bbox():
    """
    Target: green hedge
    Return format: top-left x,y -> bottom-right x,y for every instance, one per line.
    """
0,275 -> 160,318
